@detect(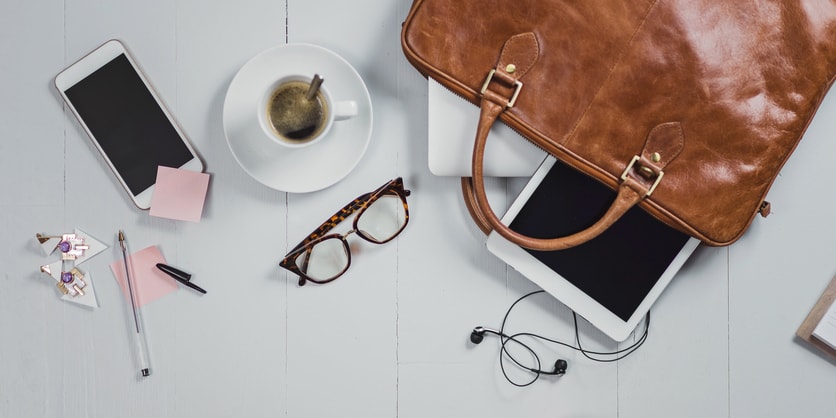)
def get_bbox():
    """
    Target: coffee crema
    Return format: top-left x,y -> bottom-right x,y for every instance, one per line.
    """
266,81 -> 329,142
